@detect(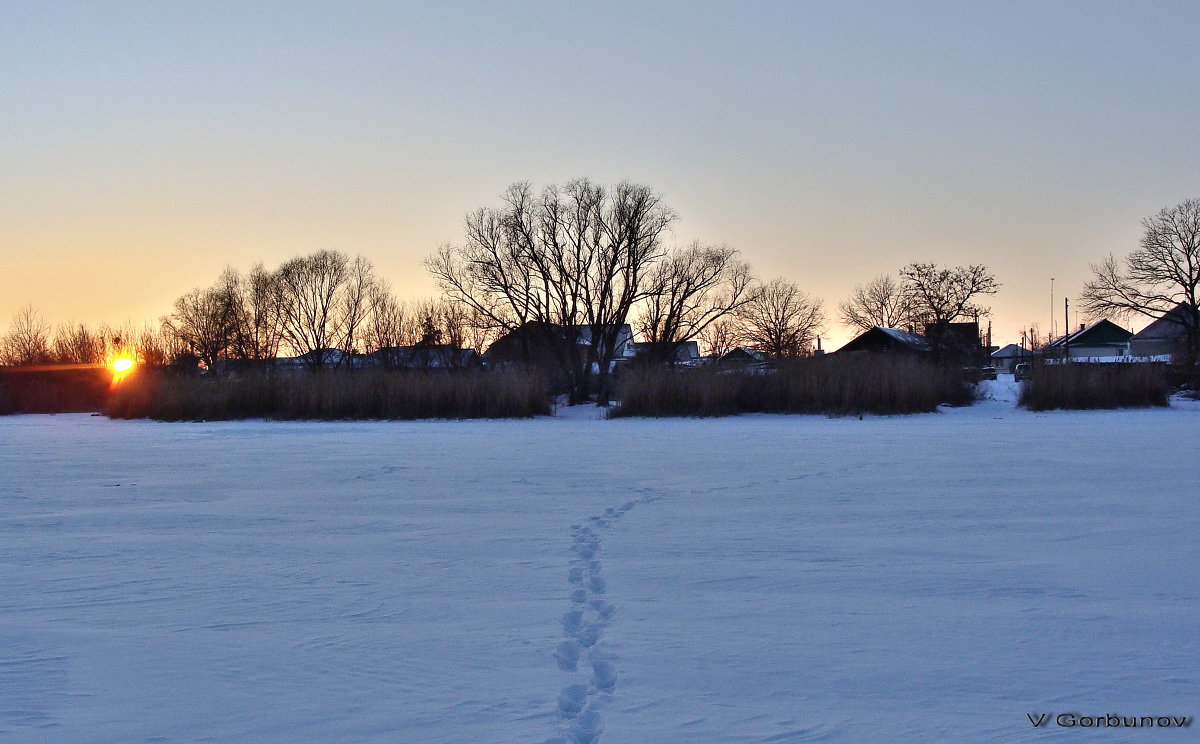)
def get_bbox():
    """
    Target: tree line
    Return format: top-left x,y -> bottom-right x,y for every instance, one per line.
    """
1,178 -> 1001,400
8,180 -> 1195,400
158,254 -> 493,371
0,305 -> 173,368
